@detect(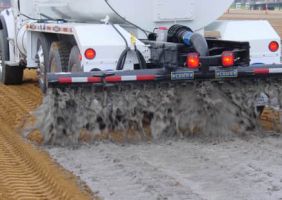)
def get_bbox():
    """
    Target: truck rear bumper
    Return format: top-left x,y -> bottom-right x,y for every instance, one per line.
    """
46,64 -> 282,88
